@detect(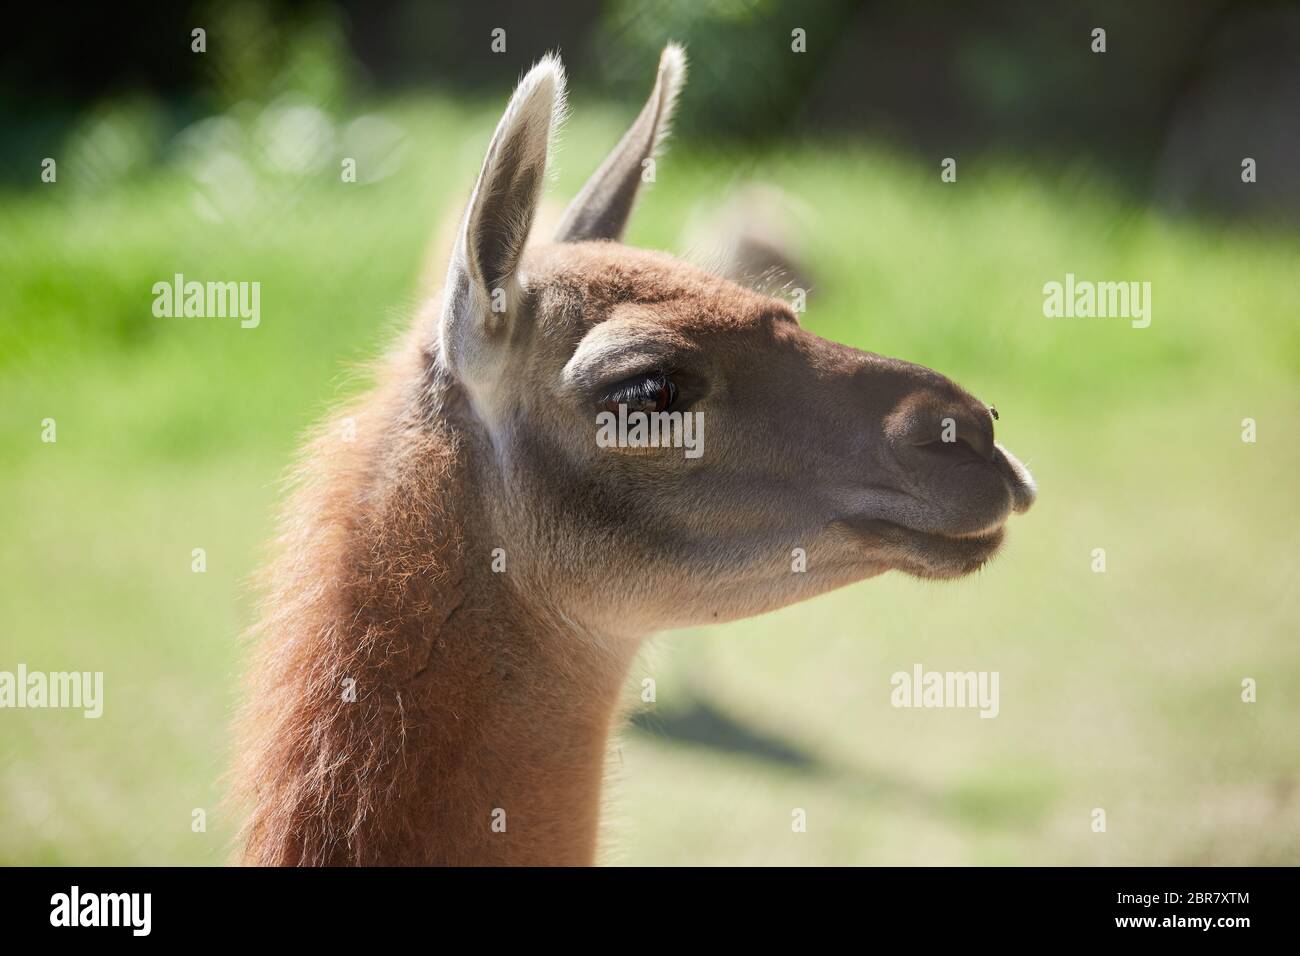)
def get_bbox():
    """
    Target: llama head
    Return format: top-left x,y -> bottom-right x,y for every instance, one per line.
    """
434,46 -> 1036,637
